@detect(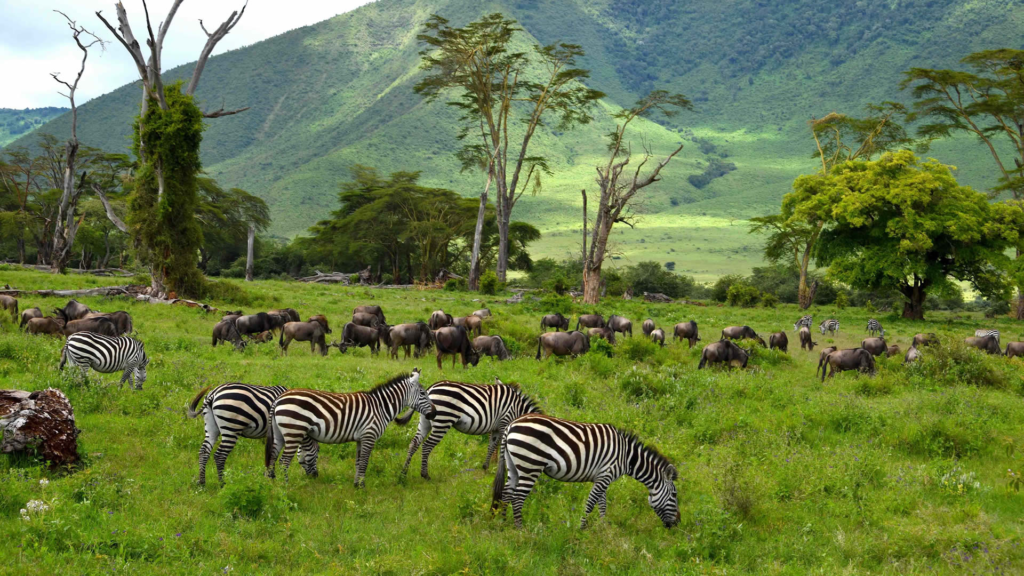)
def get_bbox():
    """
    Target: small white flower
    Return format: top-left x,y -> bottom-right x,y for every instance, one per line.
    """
39,478 -> 49,488
19,508 -> 29,521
